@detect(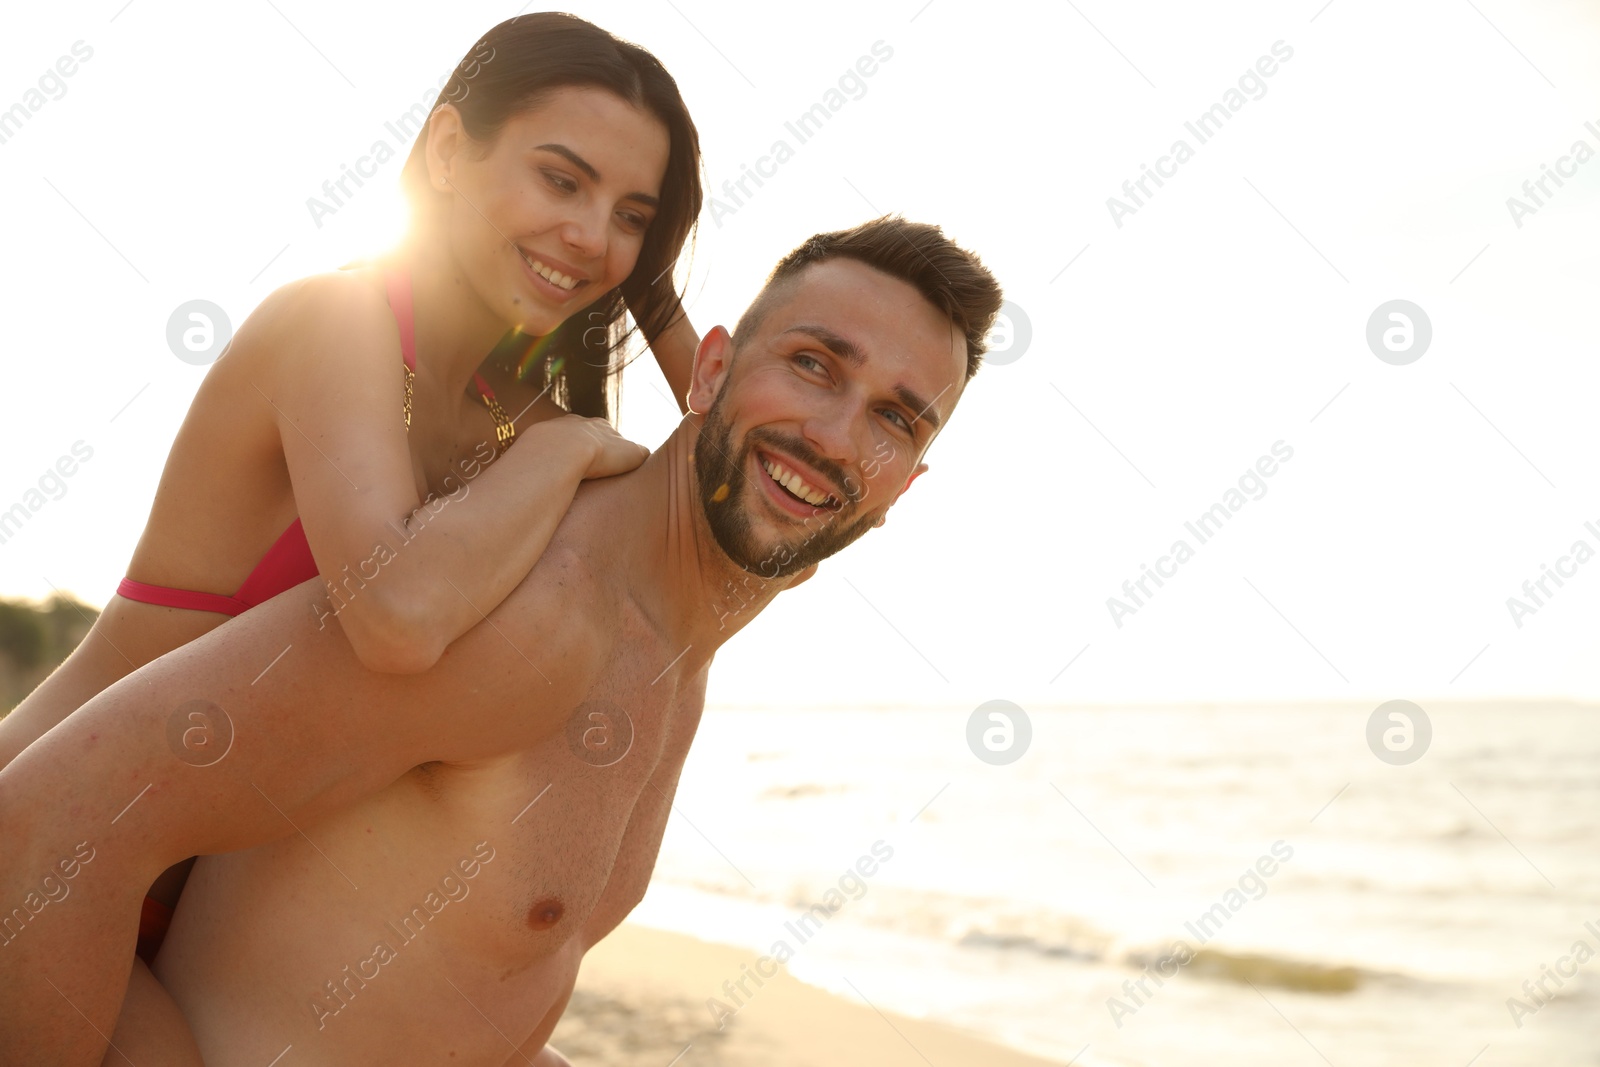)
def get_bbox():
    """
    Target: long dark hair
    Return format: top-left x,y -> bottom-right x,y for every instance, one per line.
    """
399,13 -> 702,422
